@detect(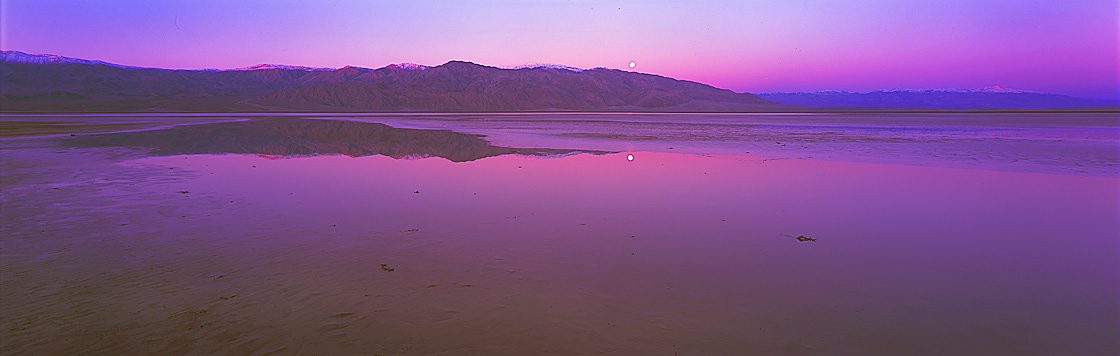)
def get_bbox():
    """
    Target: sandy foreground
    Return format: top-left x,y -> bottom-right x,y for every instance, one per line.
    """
1,117 -> 1118,355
